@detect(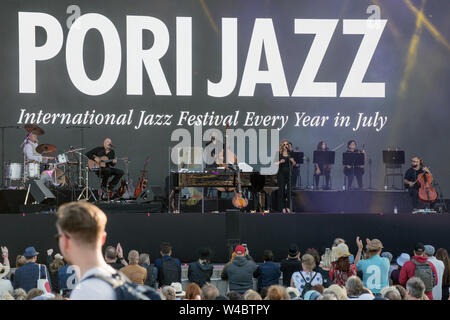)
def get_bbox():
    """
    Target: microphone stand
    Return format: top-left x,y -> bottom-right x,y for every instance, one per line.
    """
288,149 -> 293,212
